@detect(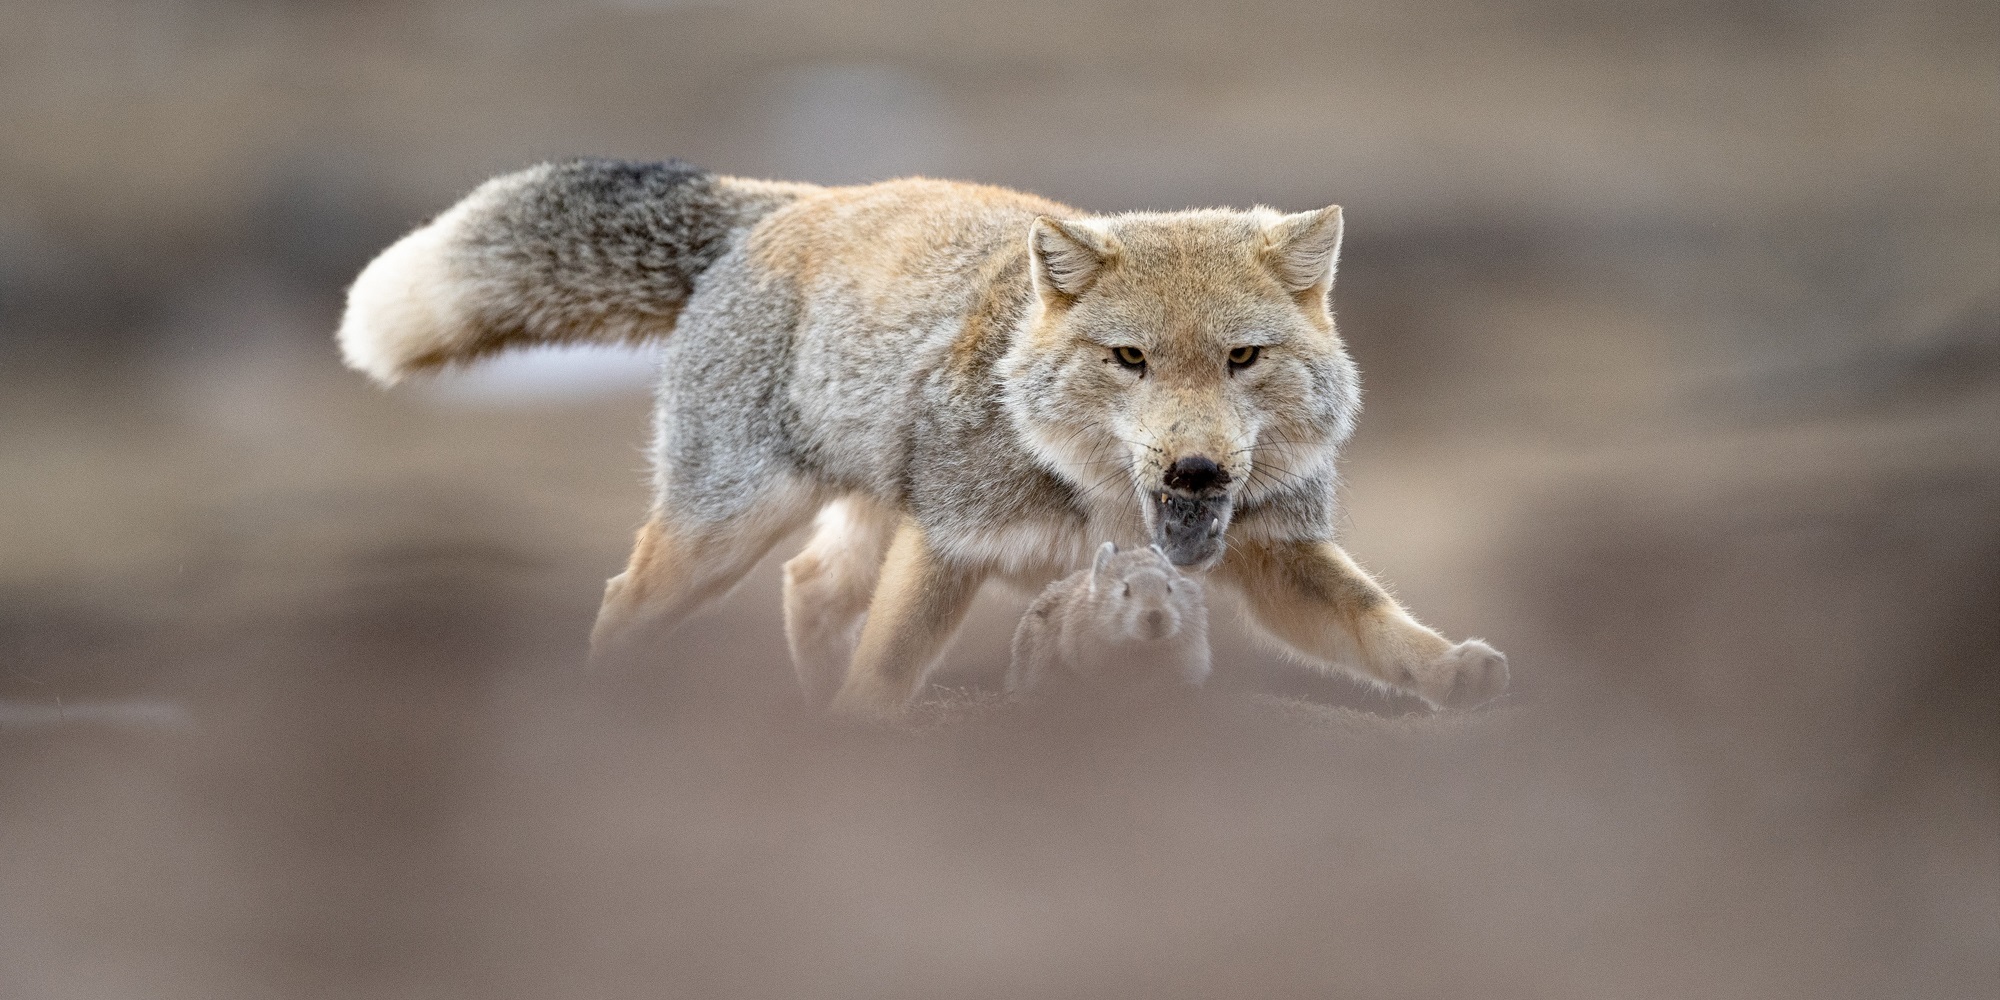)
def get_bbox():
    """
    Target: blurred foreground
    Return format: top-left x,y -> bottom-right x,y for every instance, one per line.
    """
2,2 -> 1996,997
4,314 -> 1993,997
